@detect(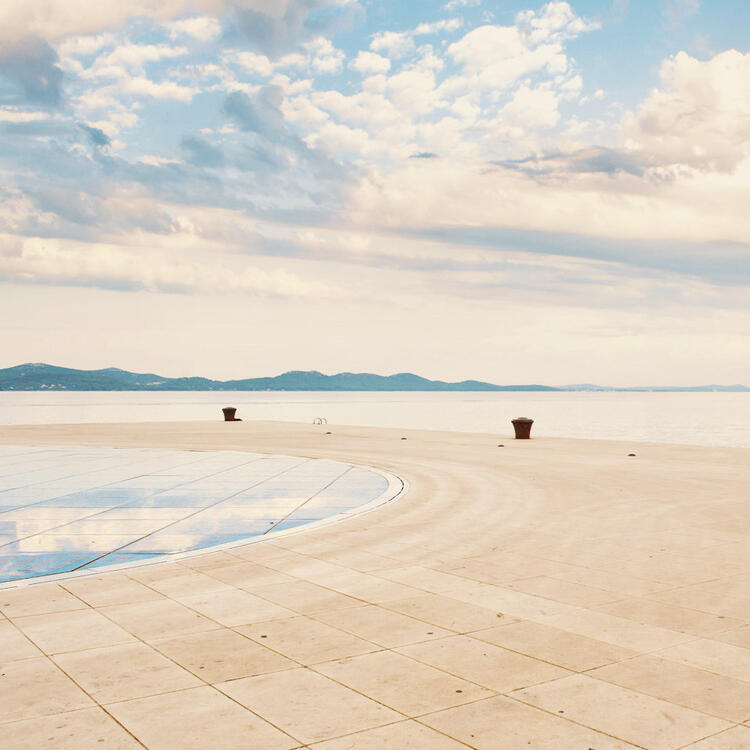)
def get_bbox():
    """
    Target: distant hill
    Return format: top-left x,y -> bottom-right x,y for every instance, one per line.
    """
1,364 -> 746,392
0,364 -> 559,392
563,383 -> 750,392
